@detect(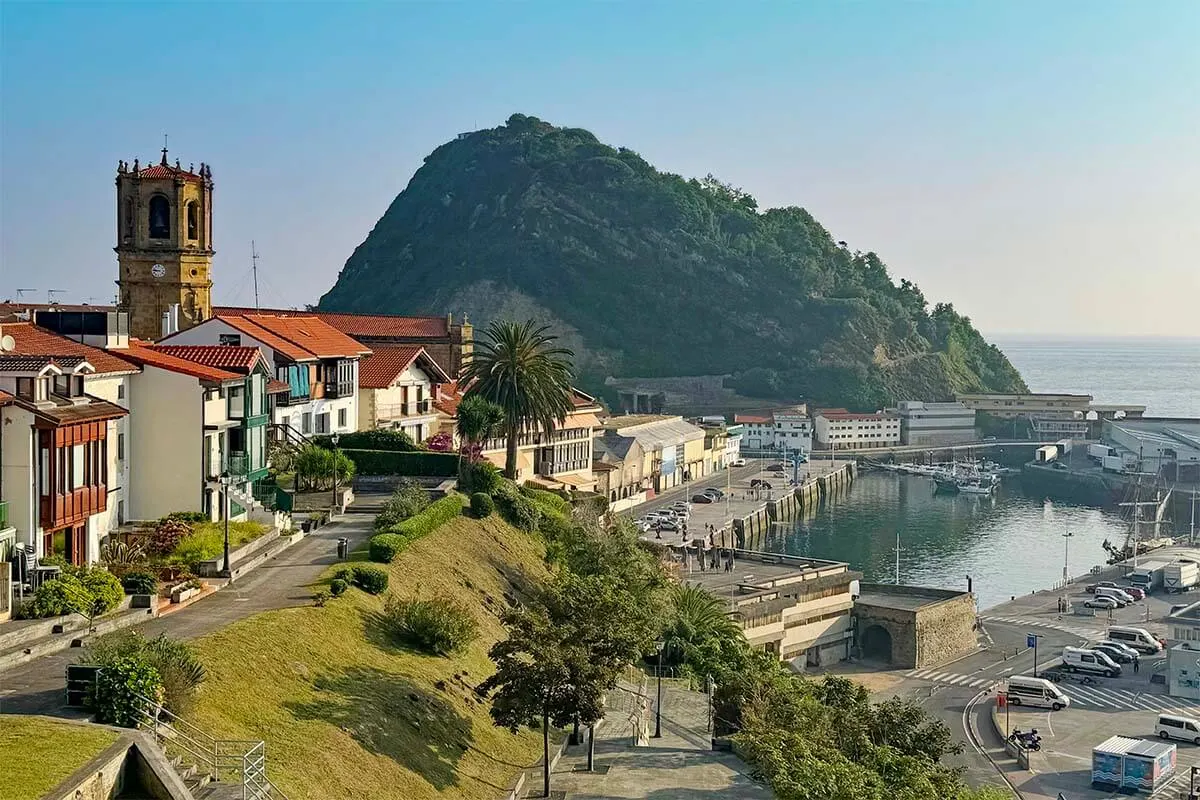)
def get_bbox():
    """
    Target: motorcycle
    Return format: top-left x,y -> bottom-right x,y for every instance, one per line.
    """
1010,728 -> 1042,752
